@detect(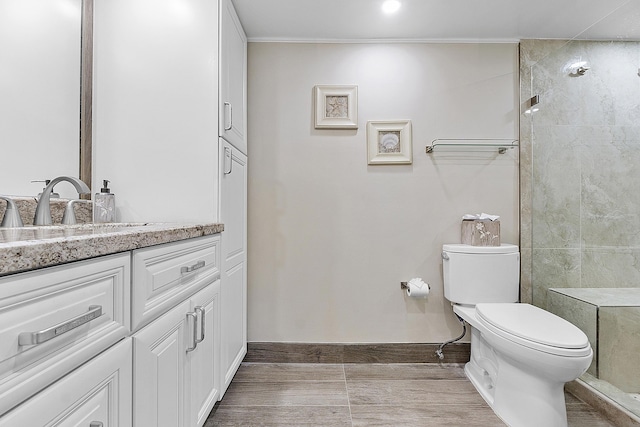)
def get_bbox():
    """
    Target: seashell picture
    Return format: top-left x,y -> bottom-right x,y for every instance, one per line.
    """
367,120 -> 412,165
379,131 -> 401,153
